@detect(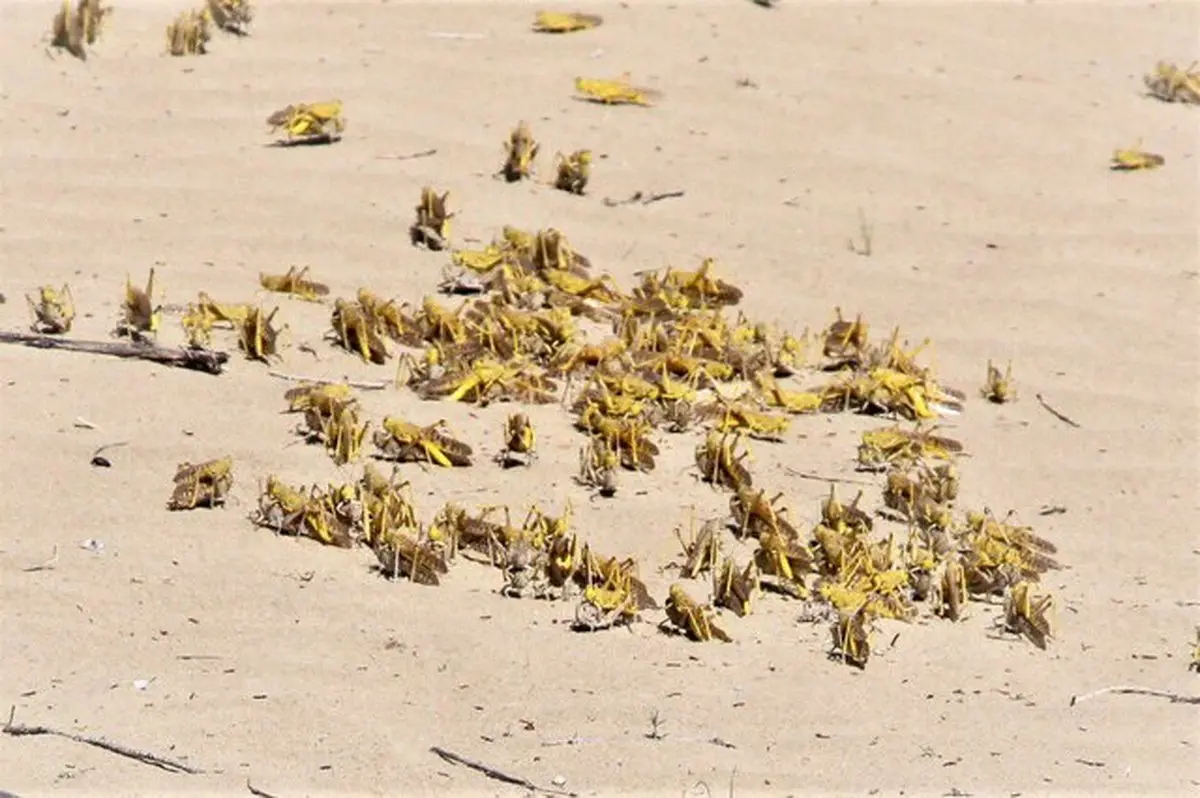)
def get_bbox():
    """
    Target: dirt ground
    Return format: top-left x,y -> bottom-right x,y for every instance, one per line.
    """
1,1 -> 1197,795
